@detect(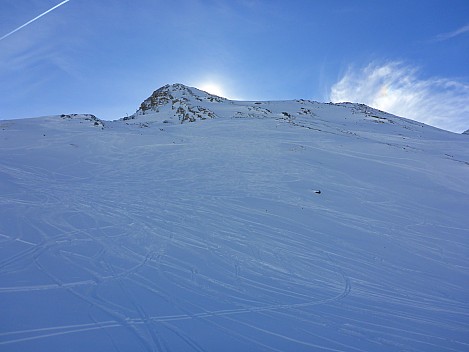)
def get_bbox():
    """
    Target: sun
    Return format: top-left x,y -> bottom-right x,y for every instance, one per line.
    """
199,82 -> 225,97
